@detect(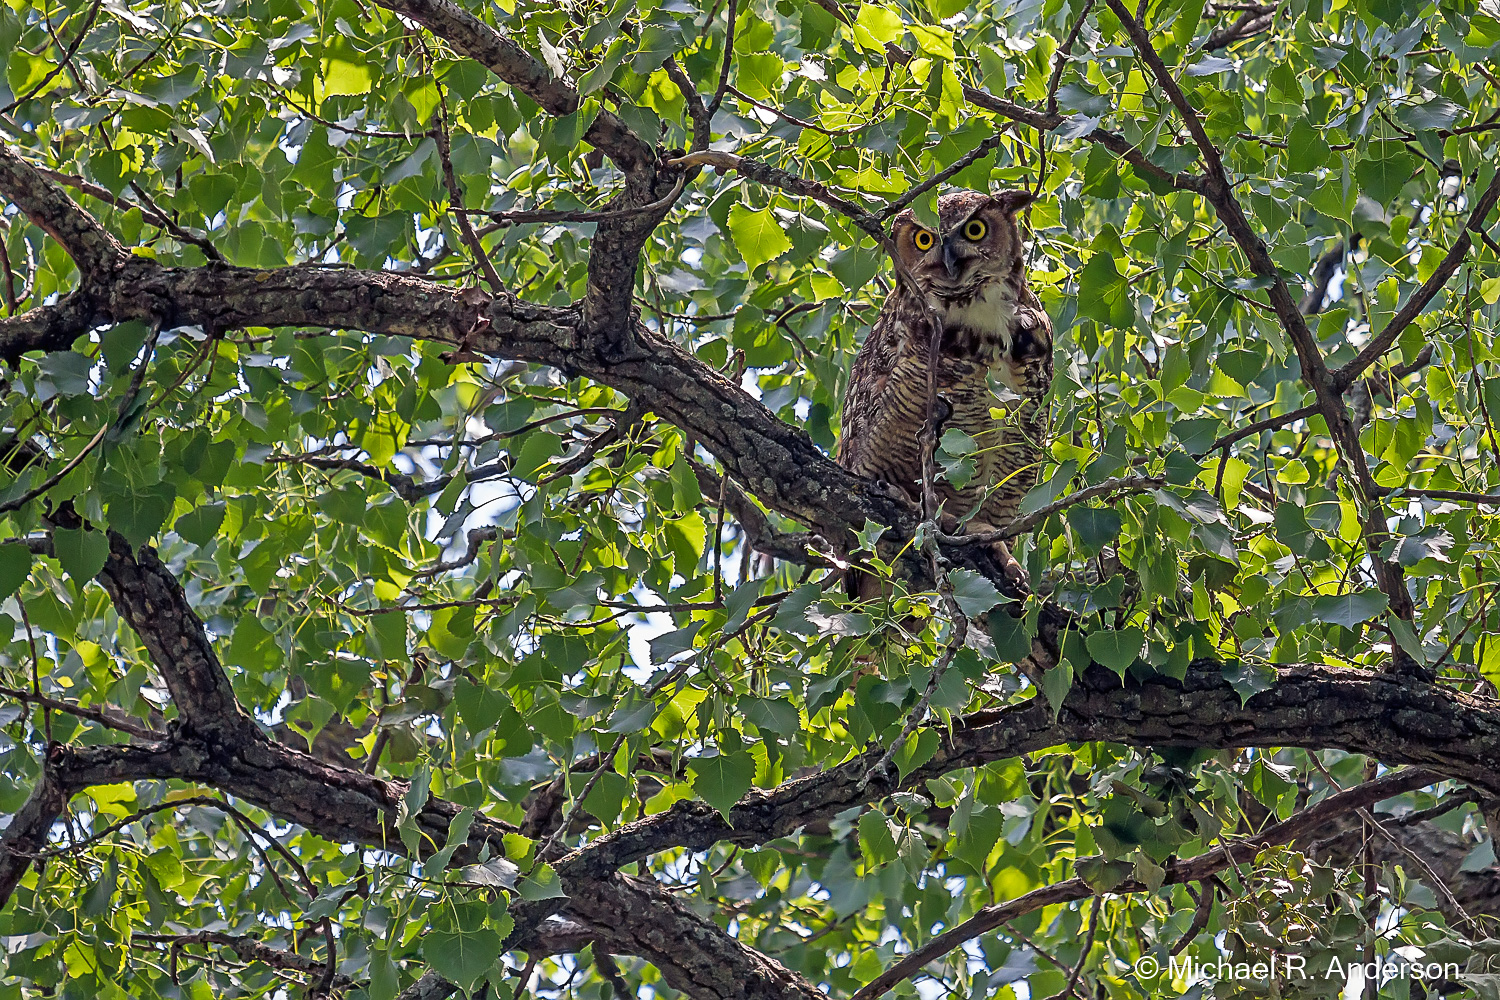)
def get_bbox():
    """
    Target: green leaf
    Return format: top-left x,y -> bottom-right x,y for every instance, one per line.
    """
101,321 -> 151,377
1355,147 -> 1416,205
52,528 -> 107,582
649,620 -> 703,663
988,610 -> 1034,662
741,696 -> 800,736
321,47 -> 373,96
1085,627 -> 1144,675
316,484 -> 367,525
727,204 -> 794,272
893,728 -> 939,779
1310,590 -> 1389,629
669,454 -> 703,510
1221,659 -> 1277,704
1396,98 -> 1463,133
946,568 -> 1001,617
1076,856 -> 1133,892
104,481 -> 177,548
35,351 -> 93,398
1066,506 -> 1122,550
1040,661 -> 1073,716
423,928 -> 501,992
226,615 -> 282,673
454,678 -> 509,733
853,3 -> 903,48
174,502 -> 226,546
516,862 -> 567,900
688,749 -> 755,818
1077,251 -> 1133,328
369,951 -> 399,1000
858,809 -> 898,866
